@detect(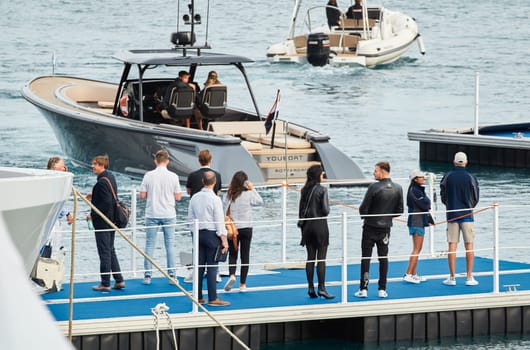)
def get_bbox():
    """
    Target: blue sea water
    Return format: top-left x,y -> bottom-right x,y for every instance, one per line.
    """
2,0 -> 530,348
